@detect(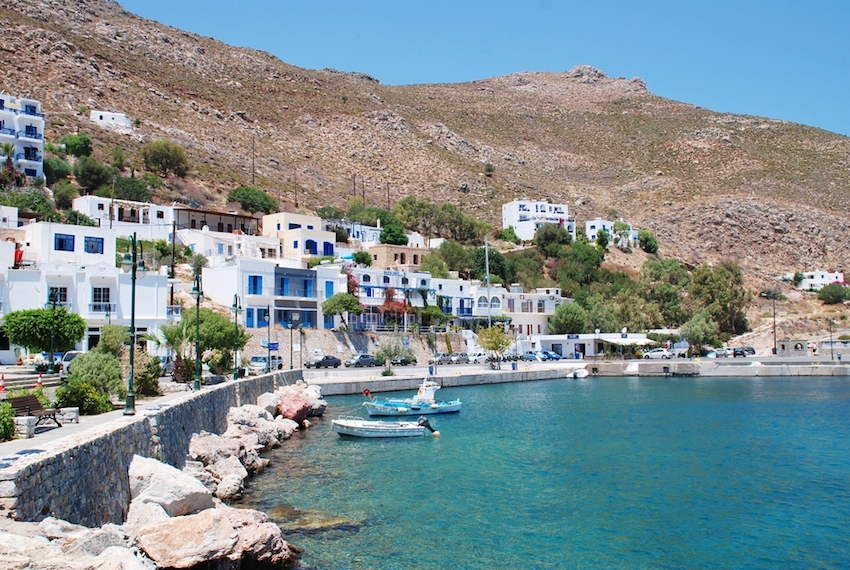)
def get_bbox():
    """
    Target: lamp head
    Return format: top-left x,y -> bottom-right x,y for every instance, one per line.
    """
121,252 -> 133,273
